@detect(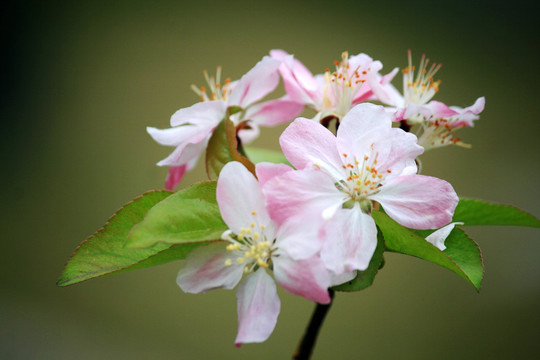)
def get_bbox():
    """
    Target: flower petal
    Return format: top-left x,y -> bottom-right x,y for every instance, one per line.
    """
255,162 -> 293,188
336,103 -> 393,157
372,174 -> 459,229
164,165 -> 187,190
273,254 -> 331,304
270,49 -> 319,105
217,161 -> 274,235
235,269 -> 280,345
320,204 -> 378,274
280,117 -> 343,177
274,214 -> 323,260
426,222 -> 464,251
176,242 -> 244,293
263,168 -> 345,226
170,100 -> 227,127
245,97 -> 304,127
227,56 -> 280,108
153,132 -> 210,167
